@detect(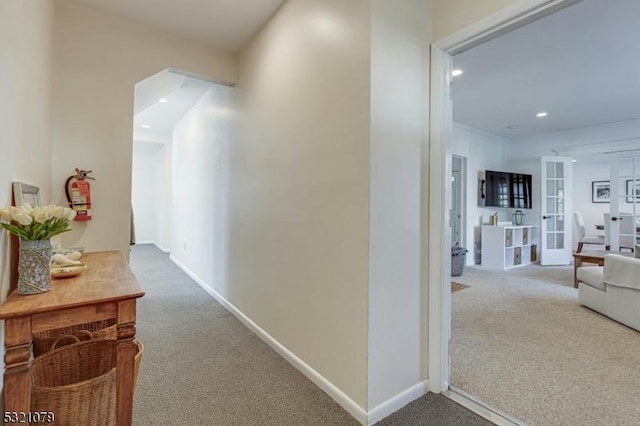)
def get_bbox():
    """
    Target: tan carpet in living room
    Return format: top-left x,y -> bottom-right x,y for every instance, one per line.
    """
451,264 -> 640,426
